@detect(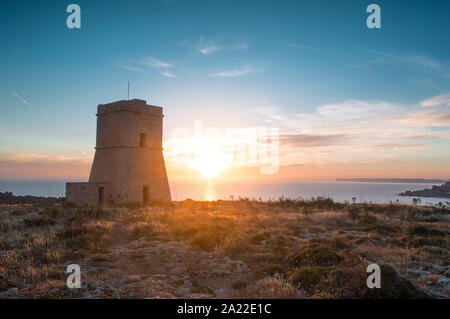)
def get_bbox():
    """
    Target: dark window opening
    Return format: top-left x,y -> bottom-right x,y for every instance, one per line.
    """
143,186 -> 149,205
140,133 -> 146,147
